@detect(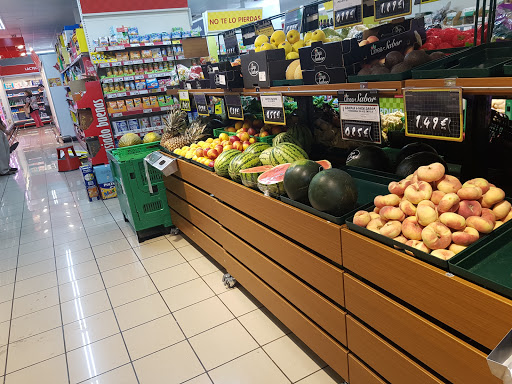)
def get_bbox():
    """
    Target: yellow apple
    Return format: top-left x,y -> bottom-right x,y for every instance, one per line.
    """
254,46 -> 260,52
278,41 -> 292,56
311,29 -> 326,43
286,52 -> 299,60
254,34 -> 269,48
304,32 -> 313,42
270,30 -> 286,47
259,42 -> 275,51
292,40 -> 305,52
286,29 -> 300,44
